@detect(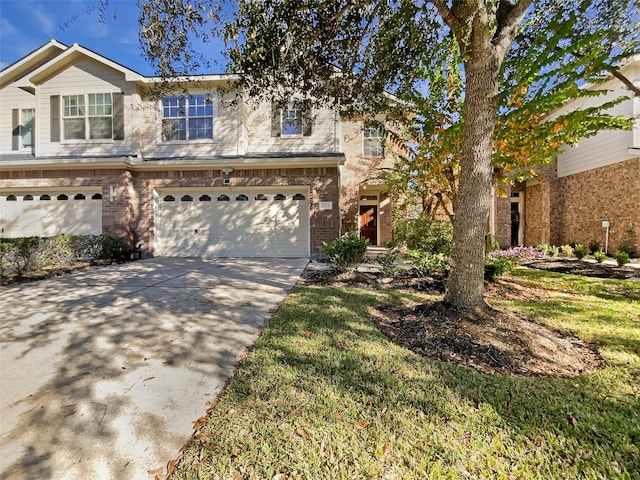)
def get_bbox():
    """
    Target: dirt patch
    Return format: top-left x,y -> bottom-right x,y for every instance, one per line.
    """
1,261 -> 109,286
521,257 -> 638,279
302,263 -> 611,377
